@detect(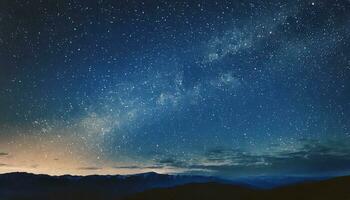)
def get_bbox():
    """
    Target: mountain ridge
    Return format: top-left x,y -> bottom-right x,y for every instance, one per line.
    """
0,171 -> 225,200
124,175 -> 350,200
0,172 -> 348,200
